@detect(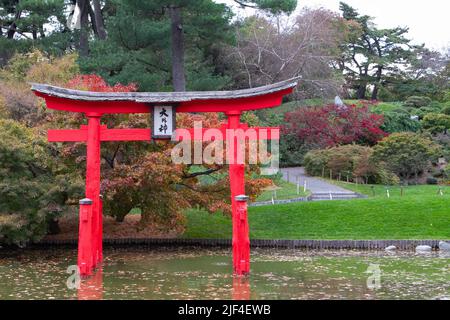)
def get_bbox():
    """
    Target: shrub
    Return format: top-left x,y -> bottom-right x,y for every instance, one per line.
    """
391,107 -> 411,115
411,104 -> 443,120
0,82 -> 39,124
279,134 -> 310,167
303,149 -> 330,176
240,111 -> 262,127
381,111 -> 421,133
374,167 -> 400,185
442,105 -> 450,115
422,113 -> 450,134
304,145 -> 388,184
433,133 -> 450,161
404,96 -> 432,108
0,50 -> 80,126
283,103 -> 386,149
444,164 -> 450,179
0,119 -> 82,245
372,132 -> 442,182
